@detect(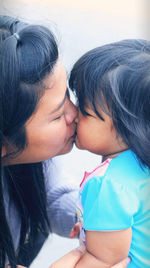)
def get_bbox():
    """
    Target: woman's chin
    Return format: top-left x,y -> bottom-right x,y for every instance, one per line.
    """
58,140 -> 75,156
